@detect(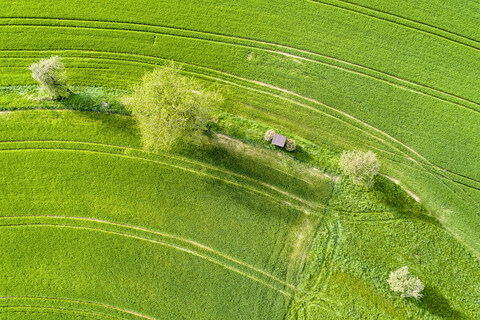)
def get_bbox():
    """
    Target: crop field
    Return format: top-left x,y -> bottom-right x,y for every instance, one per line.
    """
0,0 -> 479,319
0,110 -> 332,319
